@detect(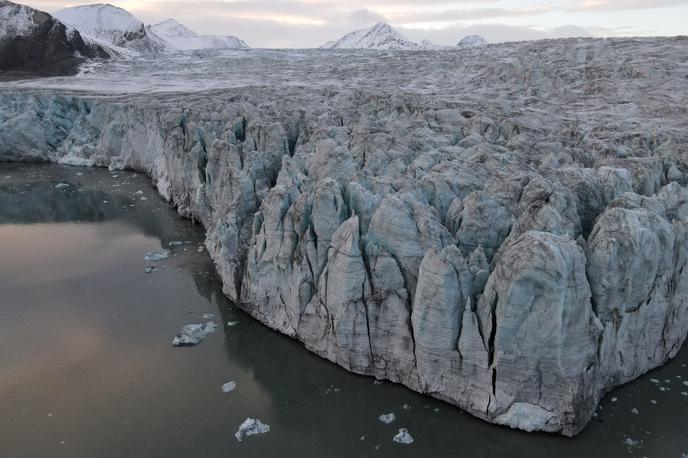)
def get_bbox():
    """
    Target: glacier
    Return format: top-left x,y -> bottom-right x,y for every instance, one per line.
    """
1,37 -> 688,436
